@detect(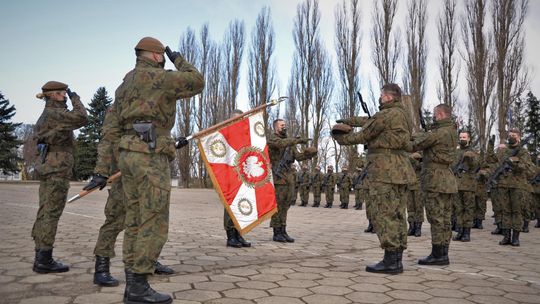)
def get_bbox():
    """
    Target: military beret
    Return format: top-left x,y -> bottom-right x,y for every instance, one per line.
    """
331,123 -> 353,136
135,36 -> 165,53
41,81 -> 68,92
